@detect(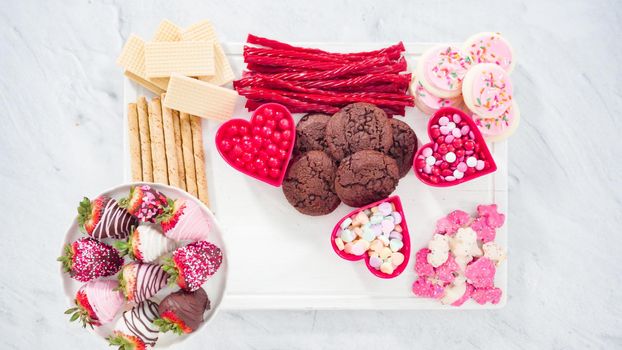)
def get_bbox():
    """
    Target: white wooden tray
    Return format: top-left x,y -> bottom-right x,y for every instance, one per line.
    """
123,42 -> 508,310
